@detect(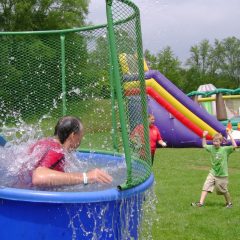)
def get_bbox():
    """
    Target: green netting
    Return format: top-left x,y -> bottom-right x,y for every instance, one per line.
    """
0,0 -> 152,190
